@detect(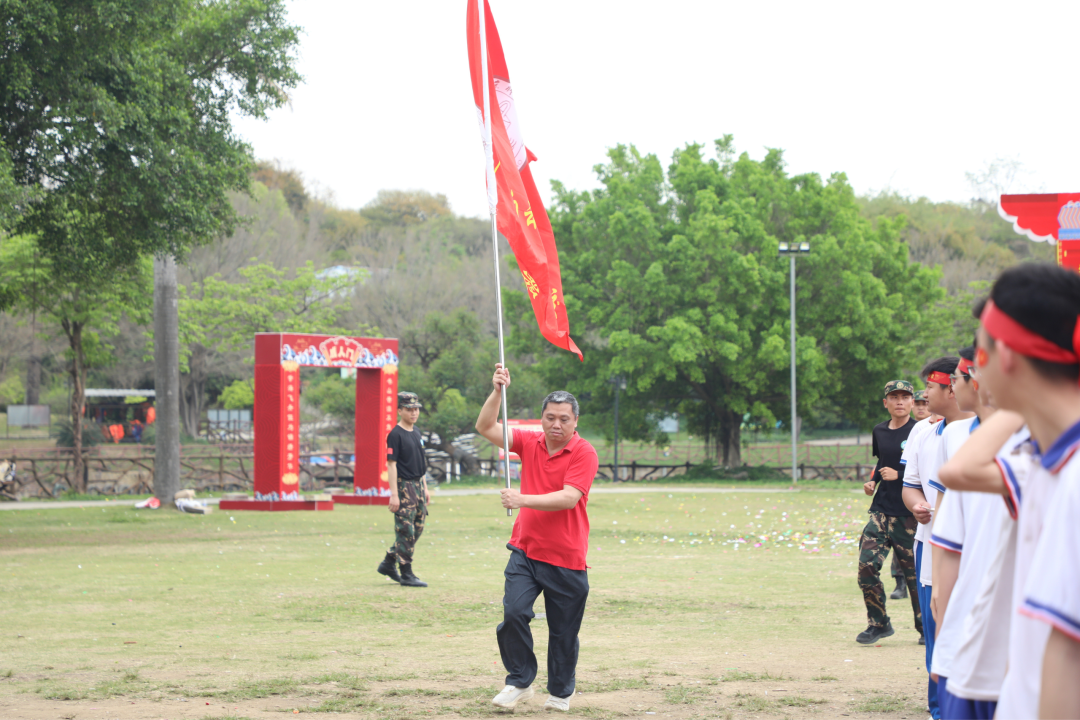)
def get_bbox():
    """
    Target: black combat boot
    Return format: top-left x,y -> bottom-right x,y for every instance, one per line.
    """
889,576 -> 907,600
377,552 -> 402,583
399,563 -> 428,587
855,621 -> 895,644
